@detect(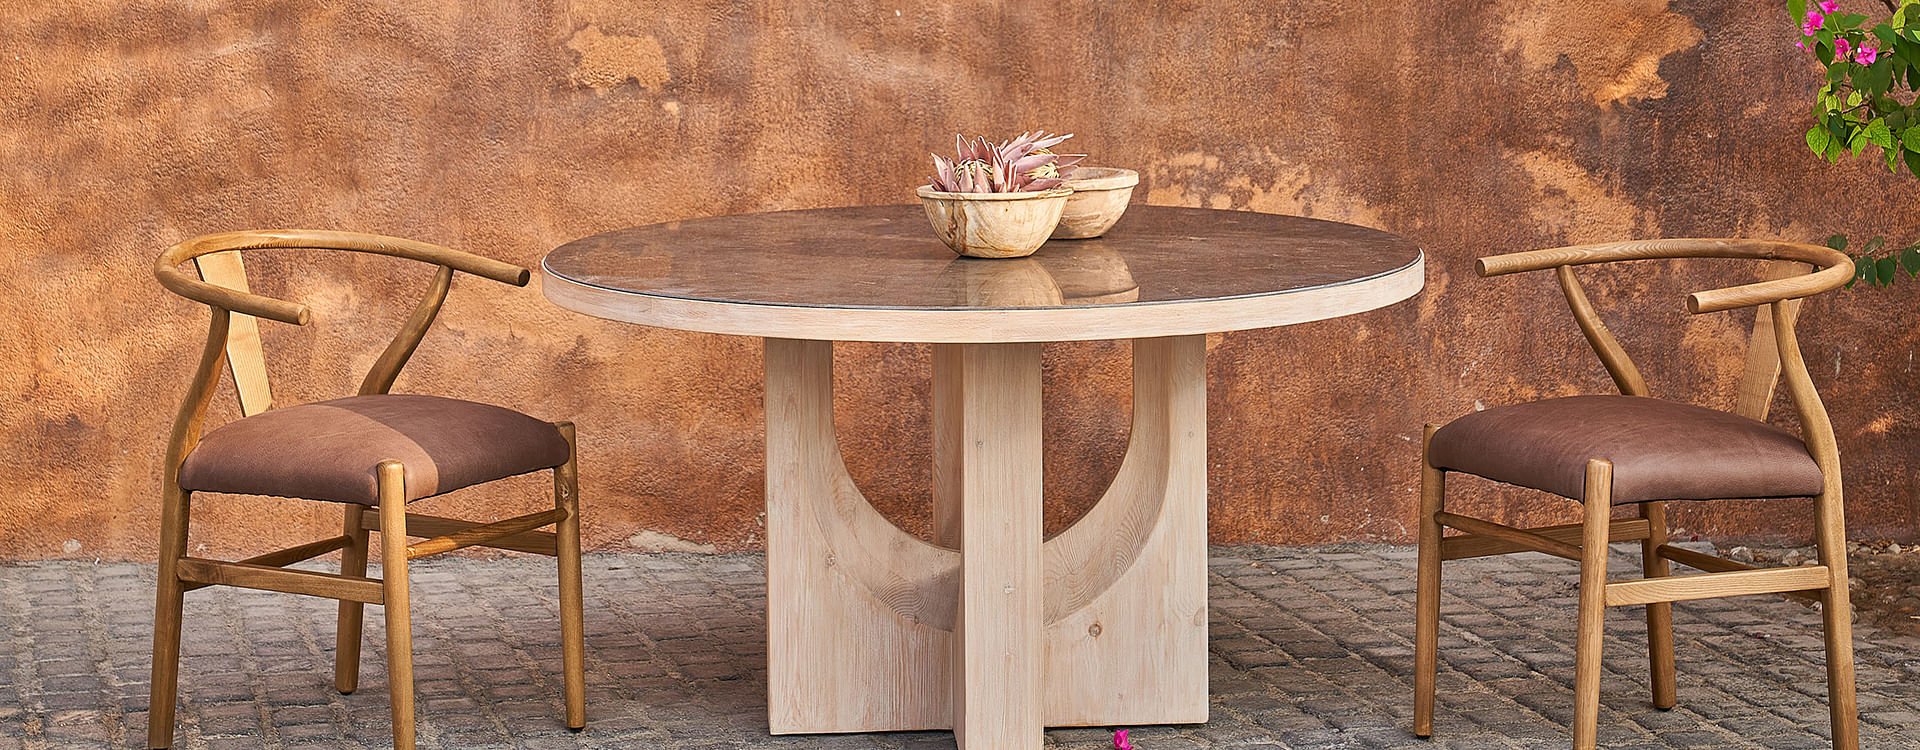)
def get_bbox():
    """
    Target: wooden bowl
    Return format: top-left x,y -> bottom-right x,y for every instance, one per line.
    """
917,185 -> 1072,259
1051,167 -> 1139,239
